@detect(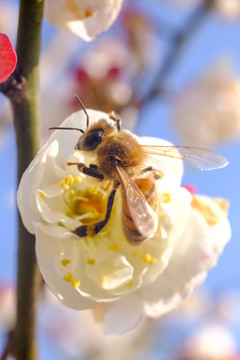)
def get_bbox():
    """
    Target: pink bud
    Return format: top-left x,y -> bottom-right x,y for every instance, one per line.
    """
0,33 -> 17,83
